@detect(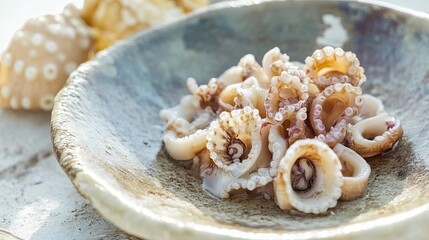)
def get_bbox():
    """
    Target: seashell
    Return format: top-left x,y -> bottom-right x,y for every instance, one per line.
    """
350,94 -> 386,125
305,46 -> 366,89
333,144 -> 371,201
310,83 -> 363,147
81,0 -> 188,51
174,0 -> 209,12
346,113 -> 404,158
0,4 -> 94,110
160,95 -> 216,160
274,139 -> 343,214
264,70 -> 310,125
